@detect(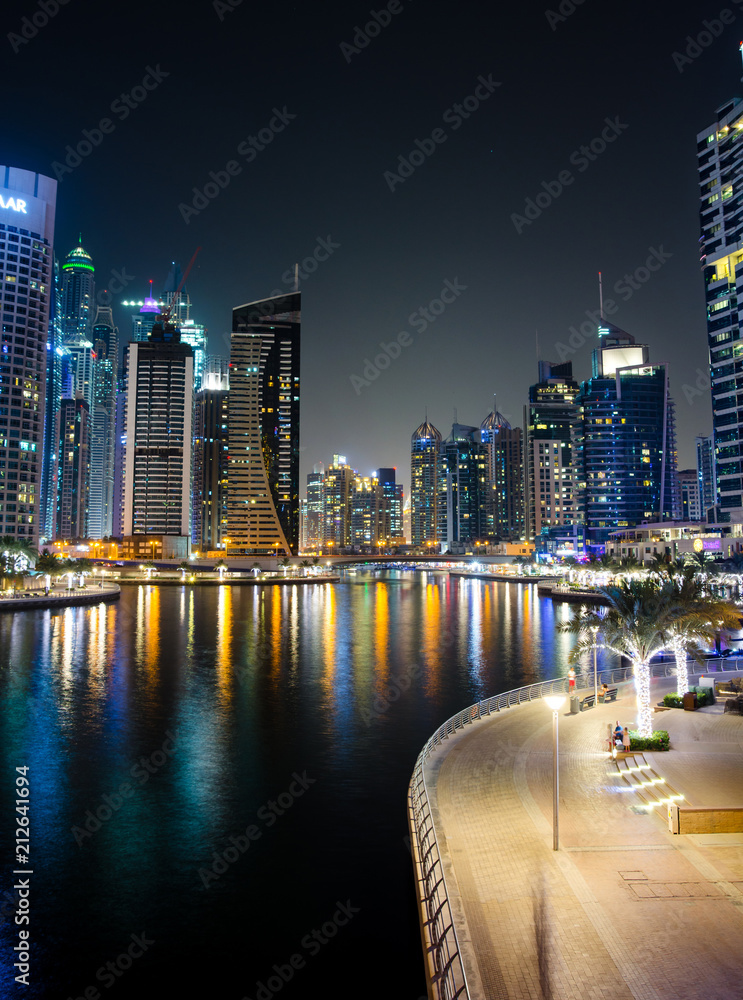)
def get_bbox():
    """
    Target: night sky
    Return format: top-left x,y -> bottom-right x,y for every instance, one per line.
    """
3,0 -> 739,498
